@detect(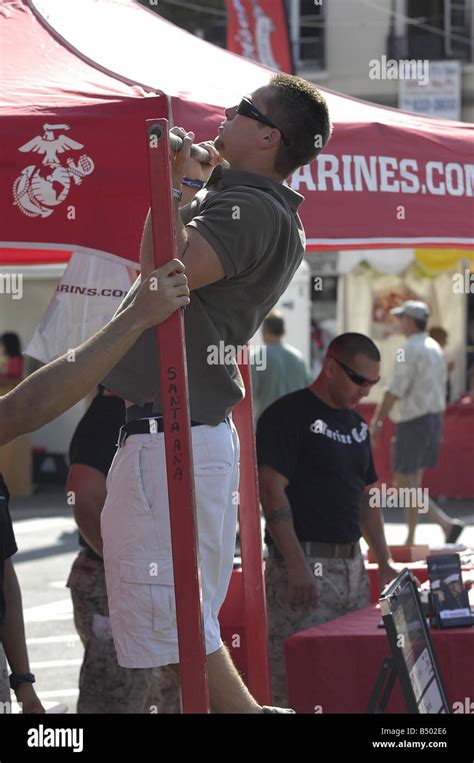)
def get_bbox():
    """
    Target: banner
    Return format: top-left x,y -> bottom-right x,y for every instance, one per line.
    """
226,0 -> 293,73
26,253 -> 136,362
